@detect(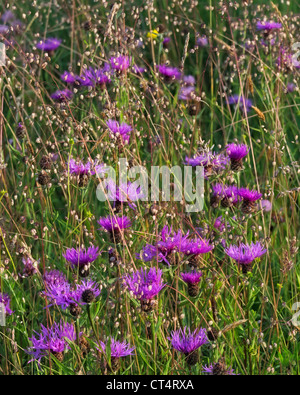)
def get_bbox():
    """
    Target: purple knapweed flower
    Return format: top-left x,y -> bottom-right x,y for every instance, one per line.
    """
98,215 -> 132,243
260,199 -> 272,212
123,267 -> 165,312
77,65 -> 111,87
238,187 -> 262,213
211,183 -> 239,208
21,256 -> 38,278
226,143 -> 249,171
163,37 -> 171,48
99,337 -> 135,358
0,25 -> 9,35
202,361 -> 238,375
132,64 -> 147,74
1,11 -> 15,24
98,337 -> 135,371
181,237 -> 214,267
63,246 -> 100,277
137,226 -> 189,265
75,279 -> 101,304
225,241 -> 267,273
36,37 -> 61,52
27,321 -> 77,364
106,119 -> 132,144
256,21 -> 282,31
286,83 -> 296,93
43,270 -> 68,287
50,89 -> 73,102
60,71 -> 77,84
178,86 -> 195,101
43,278 -> 73,310
185,152 -> 229,177
158,64 -> 181,82
105,179 -> 145,210
168,327 -> 209,365
228,95 -> 253,113
181,271 -> 203,297
0,293 -> 13,316
110,55 -> 131,73
196,35 -> 208,47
